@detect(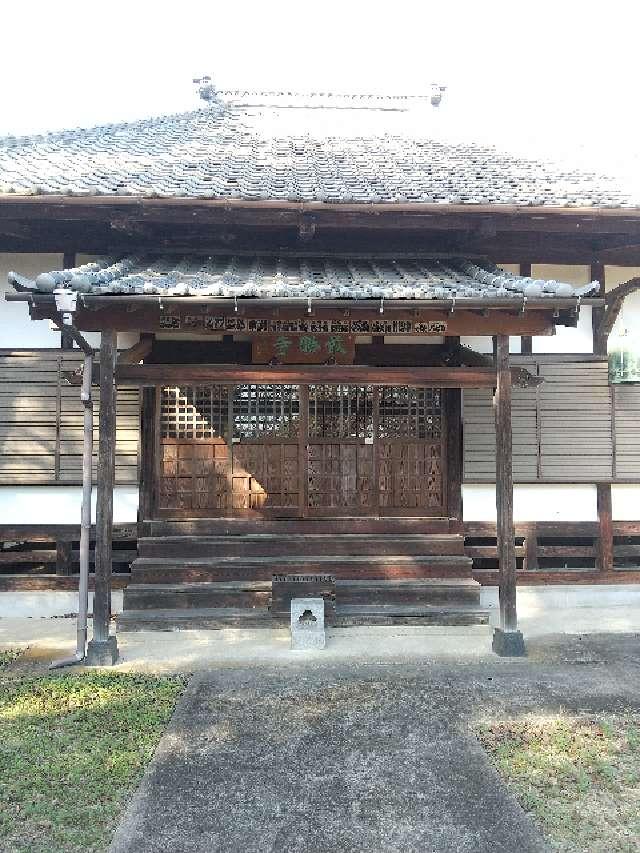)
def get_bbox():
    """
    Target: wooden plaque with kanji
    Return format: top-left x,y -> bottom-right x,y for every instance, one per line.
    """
252,333 -> 356,364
